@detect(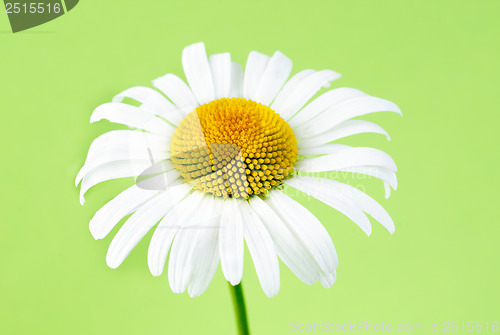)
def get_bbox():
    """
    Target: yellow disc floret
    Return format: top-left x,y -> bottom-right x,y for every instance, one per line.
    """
170,98 -> 298,199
